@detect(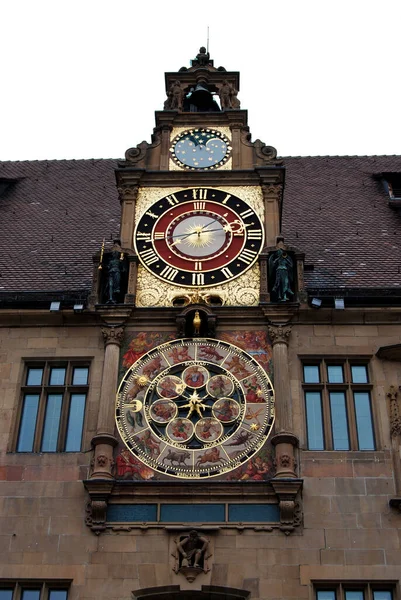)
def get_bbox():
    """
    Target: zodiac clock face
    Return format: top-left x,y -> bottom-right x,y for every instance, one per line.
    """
133,187 -> 264,287
170,128 -> 231,170
116,338 -> 275,479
